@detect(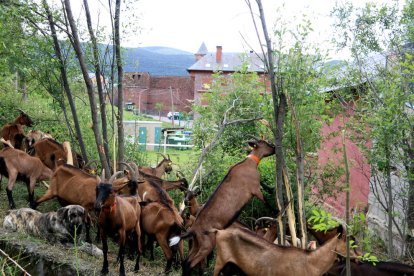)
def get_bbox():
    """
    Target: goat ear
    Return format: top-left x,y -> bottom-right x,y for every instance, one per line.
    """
139,201 -> 148,207
57,207 -> 69,220
337,224 -> 344,238
247,140 -> 257,148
